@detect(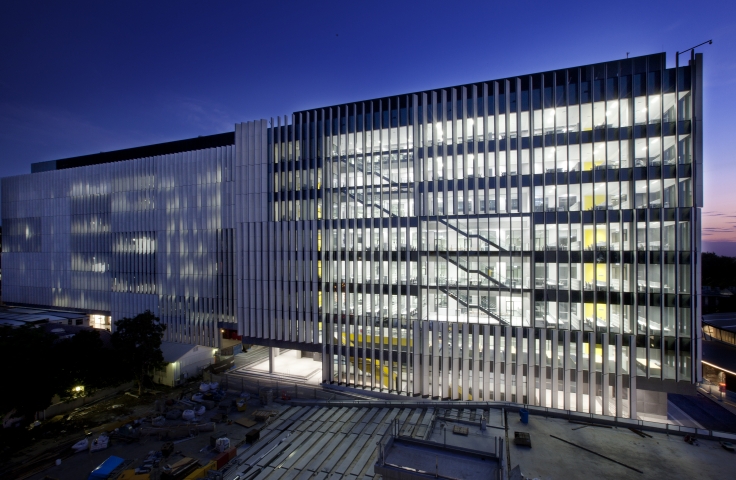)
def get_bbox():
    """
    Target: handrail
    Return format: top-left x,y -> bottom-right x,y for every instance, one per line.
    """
438,218 -> 509,252
438,253 -> 514,289
438,286 -> 508,324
